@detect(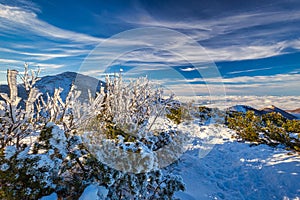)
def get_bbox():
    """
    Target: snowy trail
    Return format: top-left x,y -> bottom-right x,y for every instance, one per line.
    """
175,125 -> 300,200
